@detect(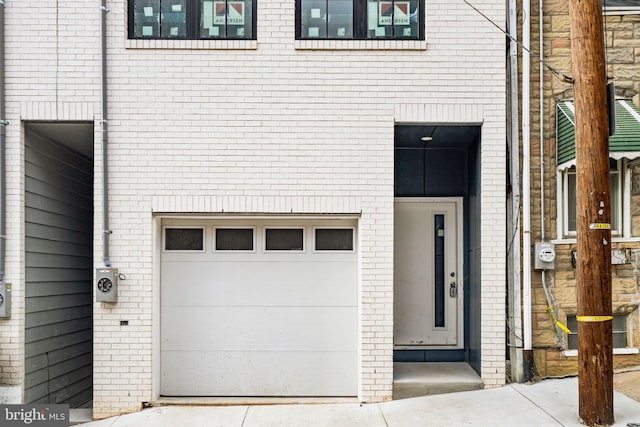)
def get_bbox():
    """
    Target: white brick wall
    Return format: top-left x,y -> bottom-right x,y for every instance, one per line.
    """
1,0 -> 506,418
